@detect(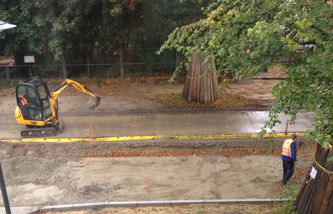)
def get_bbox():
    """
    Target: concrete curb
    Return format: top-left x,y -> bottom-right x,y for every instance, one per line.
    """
0,207 -> 38,214
28,198 -> 290,213
0,132 -> 305,144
